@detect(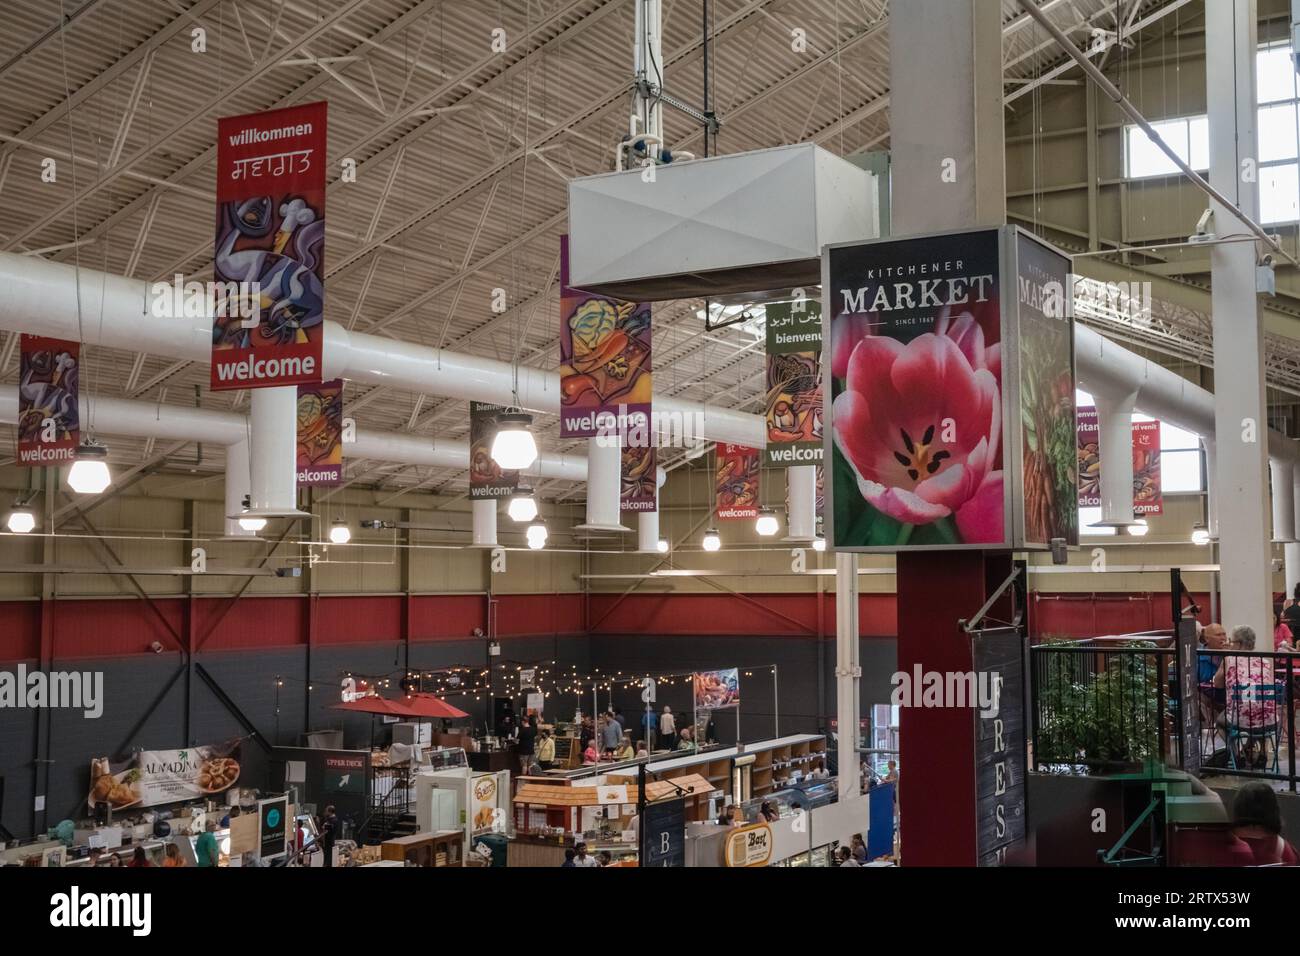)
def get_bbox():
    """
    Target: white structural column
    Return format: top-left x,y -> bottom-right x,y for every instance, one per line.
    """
1092,390 -> 1139,527
1271,457 -> 1298,591
636,464 -> 666,552
223,440 -> 255,538
1206,0 -> 1274,648
471,499 -> 498,548
247,387 -> 307,517
1291,465 -> 1300,598
784,465 -> 817,541
632,0 -> 664,150
834,551 -> 861,801
576,437 -> 627,533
